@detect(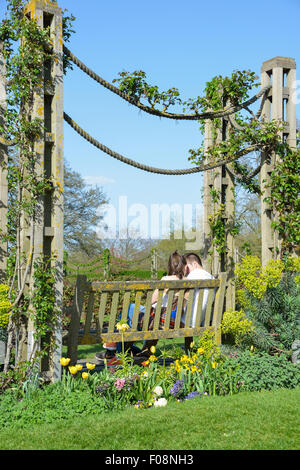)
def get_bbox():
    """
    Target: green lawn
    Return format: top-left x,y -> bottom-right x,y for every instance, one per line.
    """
63,338 -> 185,360
0,387 -> 299,450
